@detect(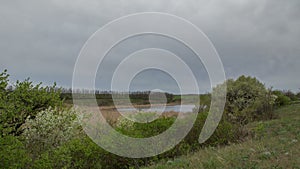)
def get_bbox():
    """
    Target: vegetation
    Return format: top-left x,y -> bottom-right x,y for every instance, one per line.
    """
0,70 -> 62,137
22,108 -> 83,159
273,90 -> 292,106
61,91 -> 175,106
143,104 -> 300,169
0,69 -> 299,168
